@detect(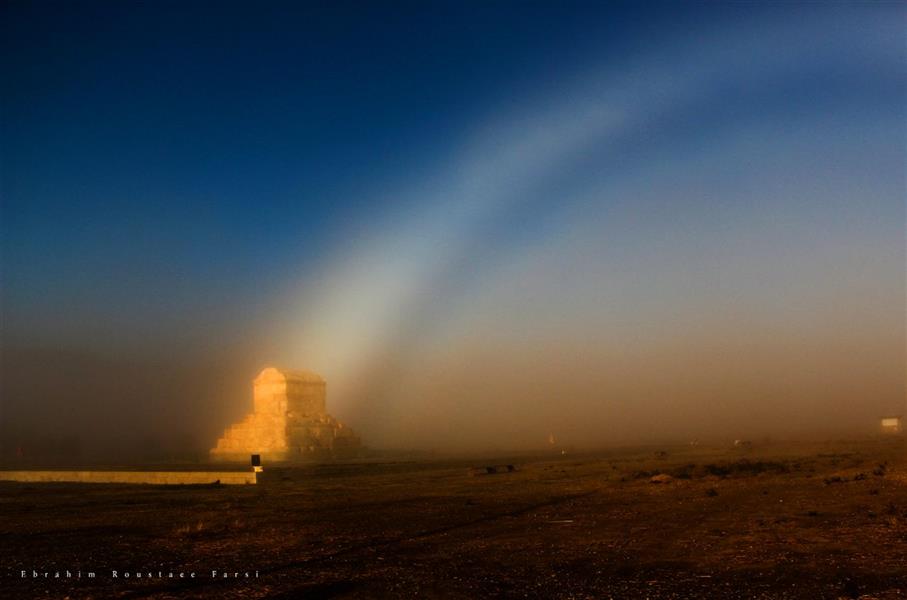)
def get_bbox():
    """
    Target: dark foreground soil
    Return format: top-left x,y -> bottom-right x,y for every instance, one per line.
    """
1,439 -> 906,599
